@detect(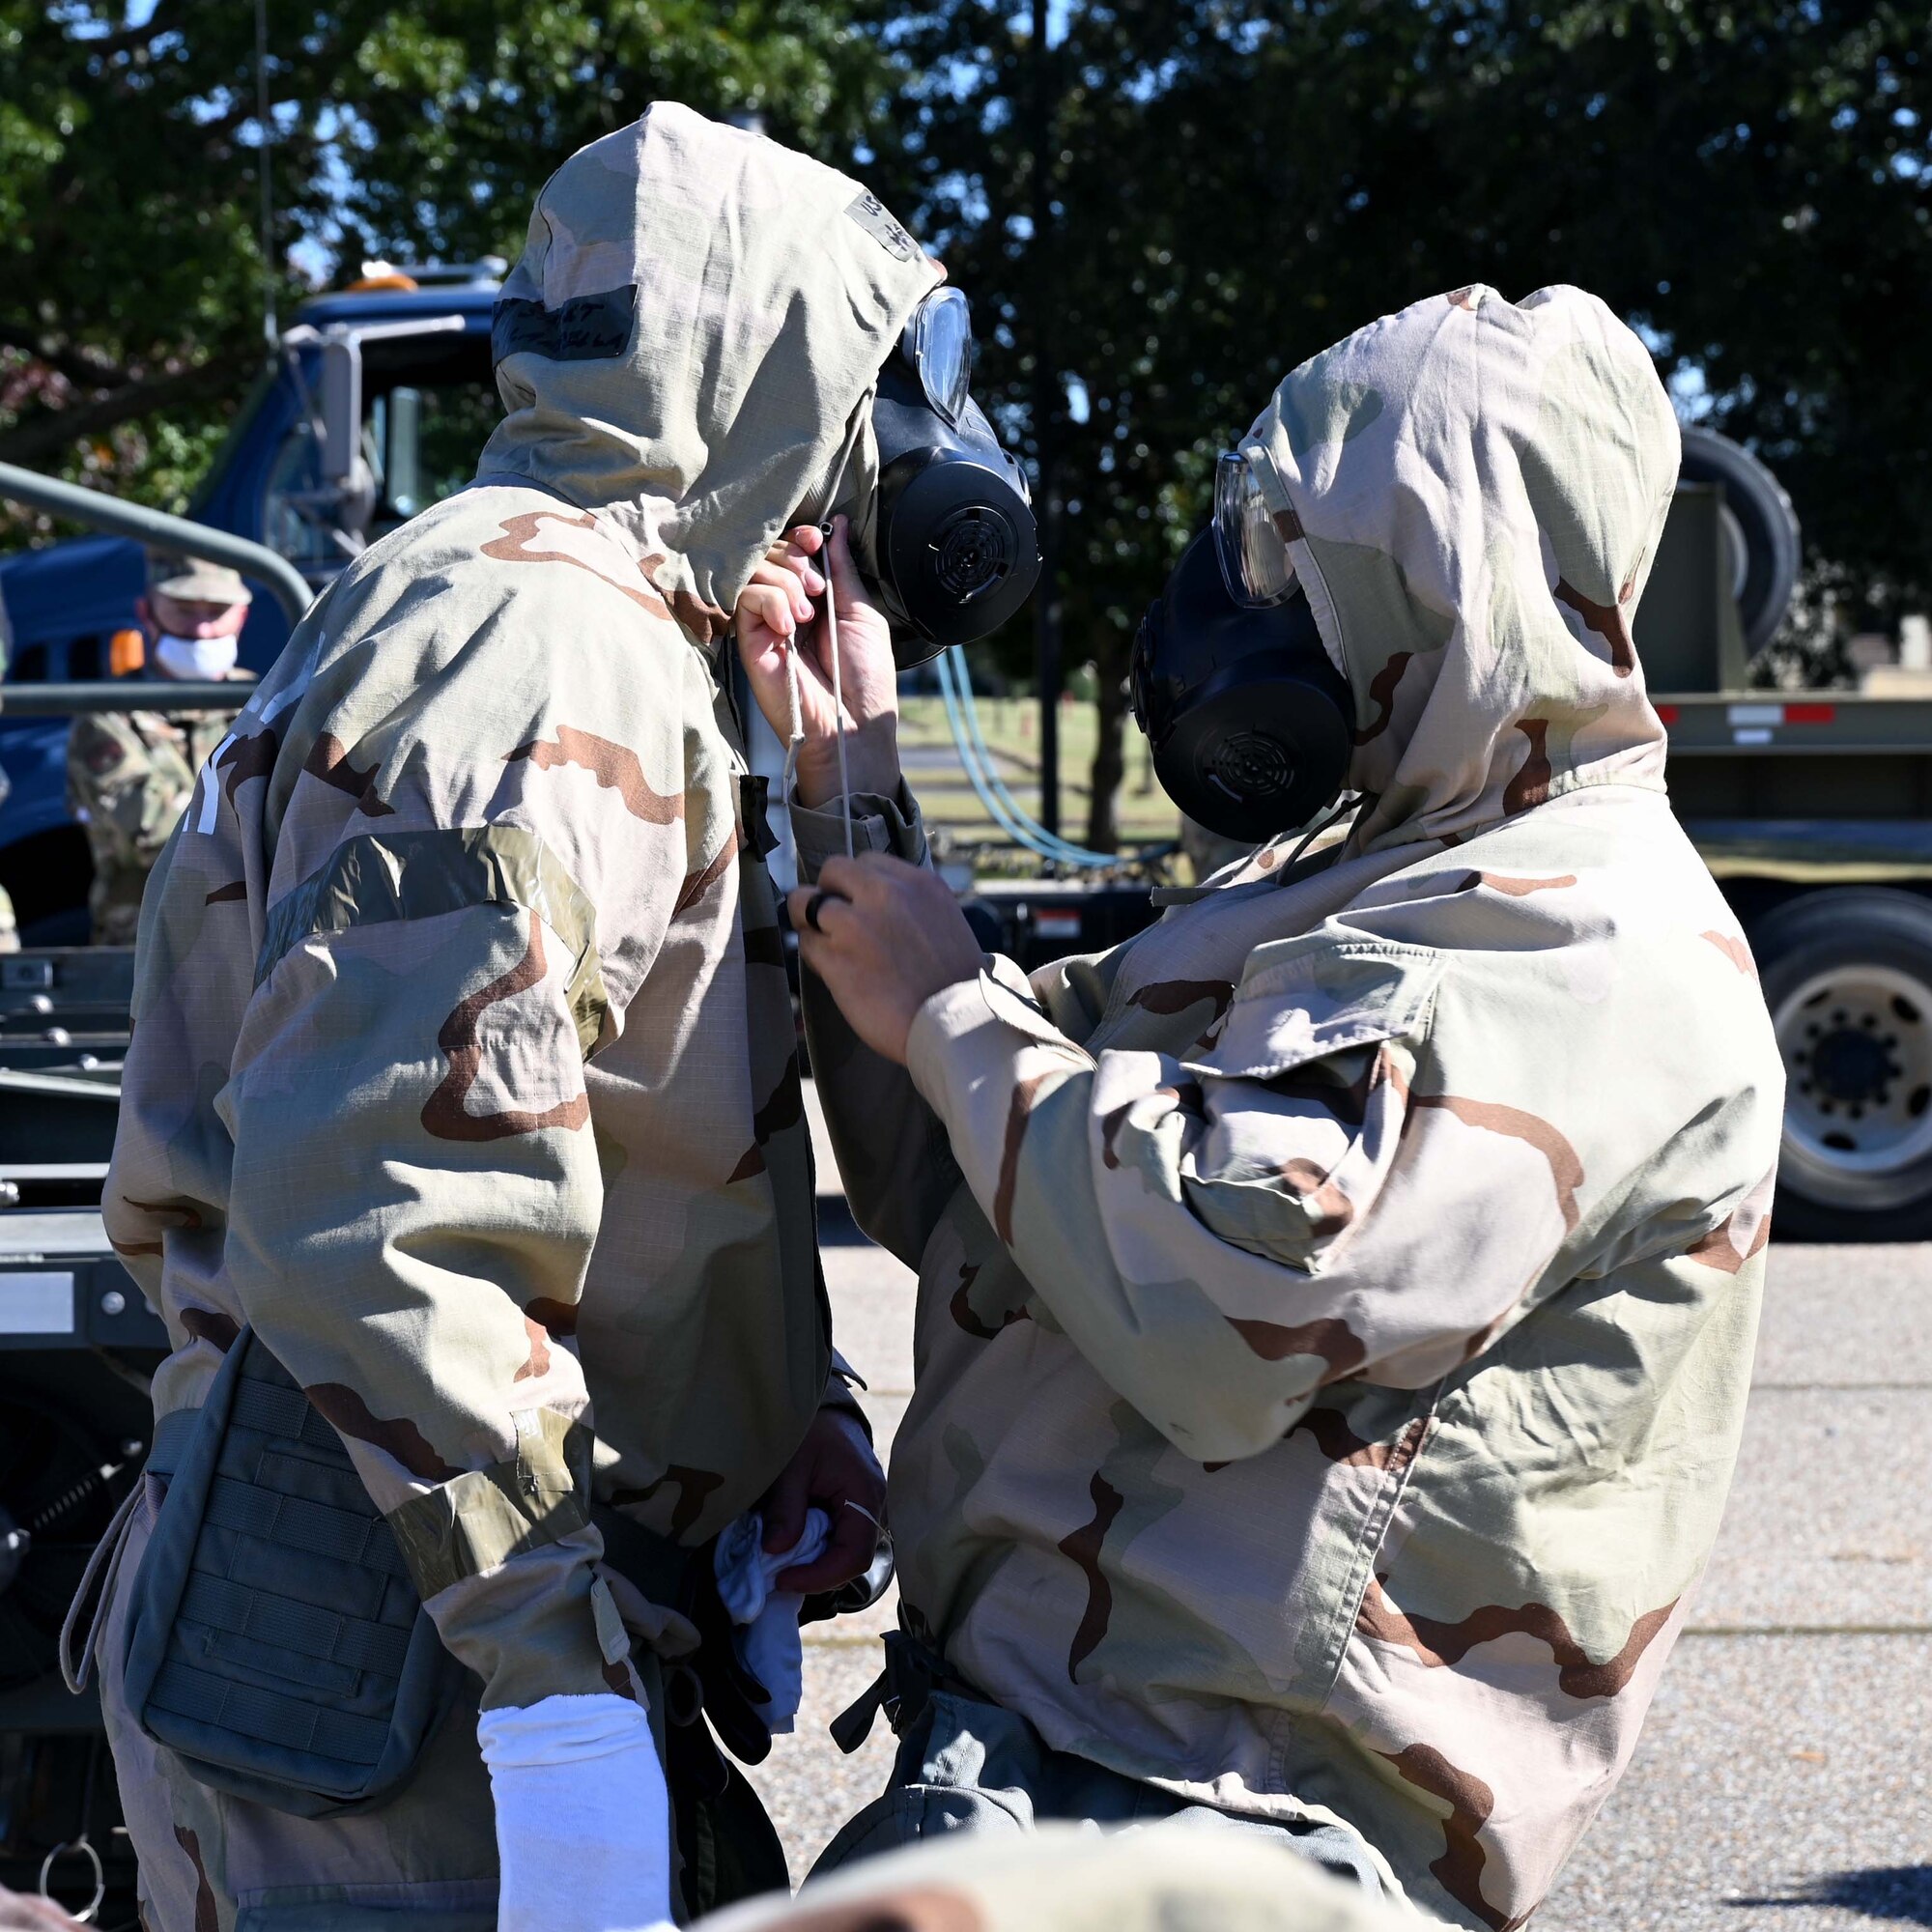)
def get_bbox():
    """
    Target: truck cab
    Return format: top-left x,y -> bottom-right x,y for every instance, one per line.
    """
0,264 -> 502,942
